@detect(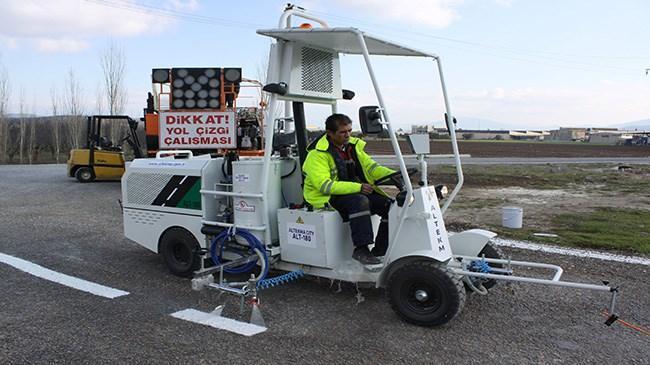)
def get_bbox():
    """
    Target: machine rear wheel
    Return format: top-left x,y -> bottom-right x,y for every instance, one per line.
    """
387,260 -> 465,327
159,227 -> 201,277
75,167 -> 95,183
